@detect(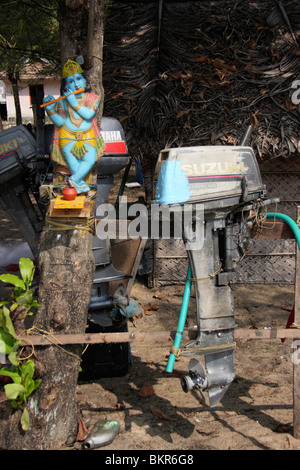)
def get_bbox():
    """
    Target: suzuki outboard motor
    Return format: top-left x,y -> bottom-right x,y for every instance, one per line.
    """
0,125 -> 45,257
154,145 -> 266,406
